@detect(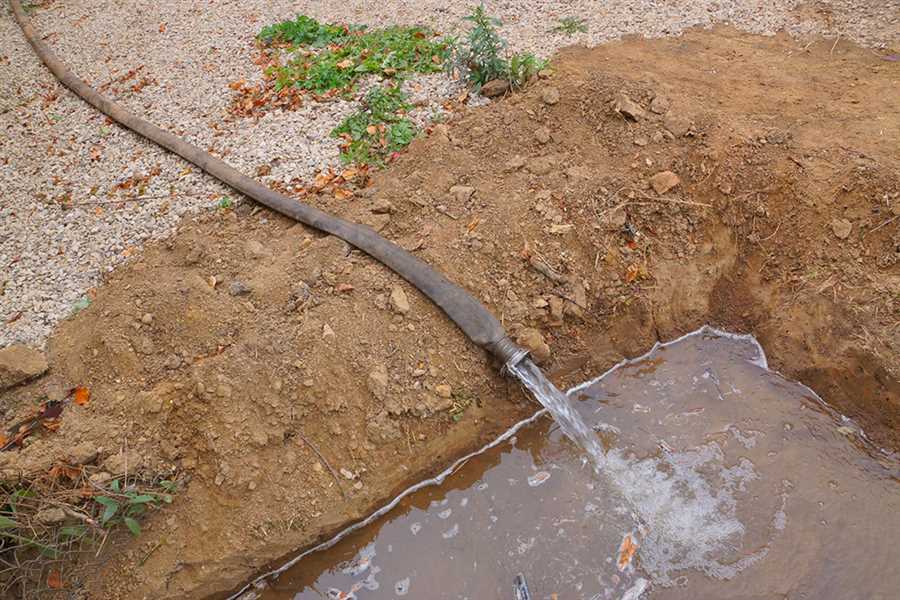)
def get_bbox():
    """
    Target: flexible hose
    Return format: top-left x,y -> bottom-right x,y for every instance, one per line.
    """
11,0 -> 527,368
